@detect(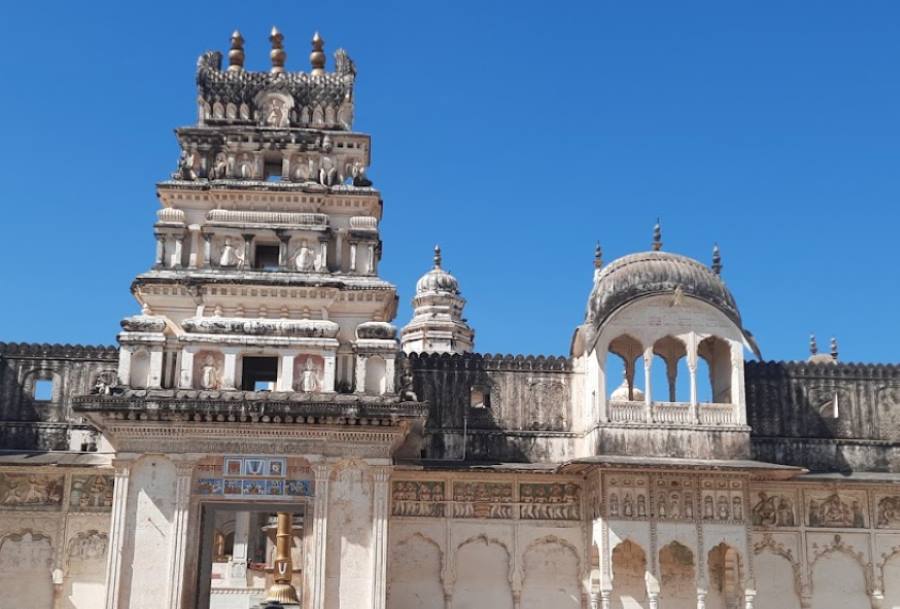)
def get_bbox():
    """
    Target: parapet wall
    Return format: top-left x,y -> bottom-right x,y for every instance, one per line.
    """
0,342 -> 118,450
745,360 -> 900,472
